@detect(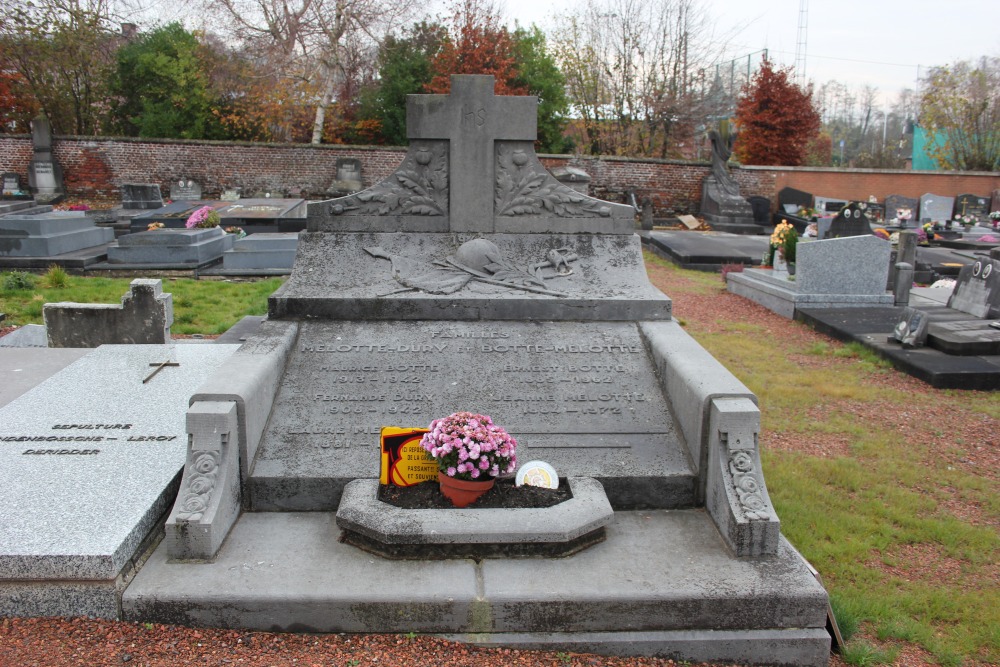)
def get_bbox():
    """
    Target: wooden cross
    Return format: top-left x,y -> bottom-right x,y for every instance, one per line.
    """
143,359 -> 180,384
407,75 -> 537,233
